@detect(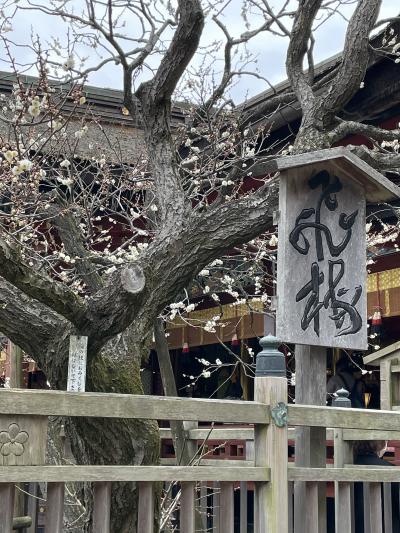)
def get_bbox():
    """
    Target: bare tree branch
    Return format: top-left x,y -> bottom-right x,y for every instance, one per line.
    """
286,0 -> 322,117
54,211 -> 103,292
329,120 -> 400,144
0,276 -> 66,363
316,0 -> 382,124
349,144 -> 400,171
136,0 -> 204,107
0,239 -> 88,326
